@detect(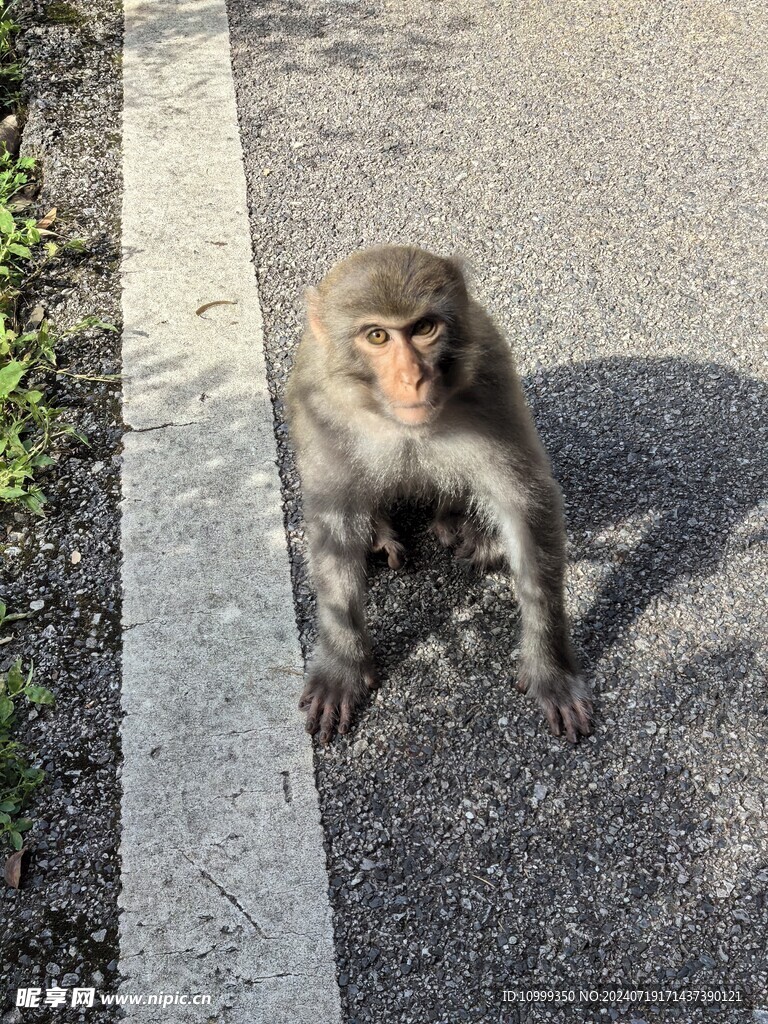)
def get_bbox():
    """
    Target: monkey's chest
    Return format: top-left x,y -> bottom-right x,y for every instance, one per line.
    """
353,432 -> 463,502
